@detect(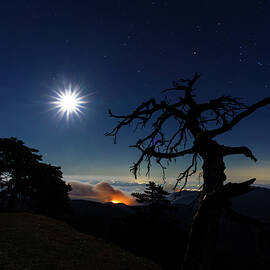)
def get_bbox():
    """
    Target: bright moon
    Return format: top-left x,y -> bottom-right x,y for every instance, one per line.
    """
50,84 -> 87,121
